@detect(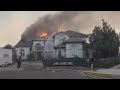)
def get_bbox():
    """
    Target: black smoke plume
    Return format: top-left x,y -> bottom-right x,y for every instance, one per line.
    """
21,11 -> 92,41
